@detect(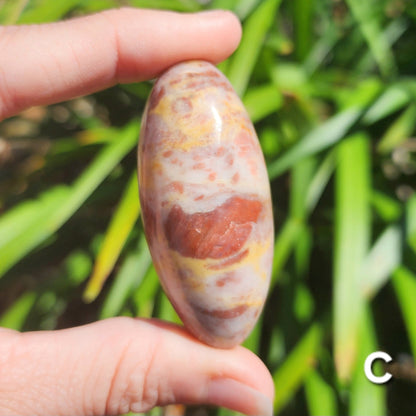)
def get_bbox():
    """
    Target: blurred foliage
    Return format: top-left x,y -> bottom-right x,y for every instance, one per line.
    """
1,0 -> 416,415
